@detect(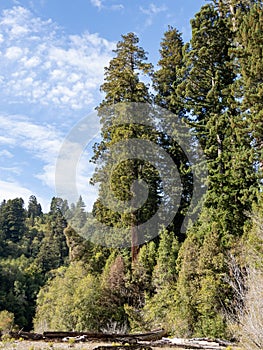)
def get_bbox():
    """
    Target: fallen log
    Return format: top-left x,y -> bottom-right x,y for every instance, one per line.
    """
43,328 -> 166,341
8,329 -> 166,342
159,337 -> 234,349
94,346 -> 152,350
9,331 -> 43,340
6,330 -> 235,349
